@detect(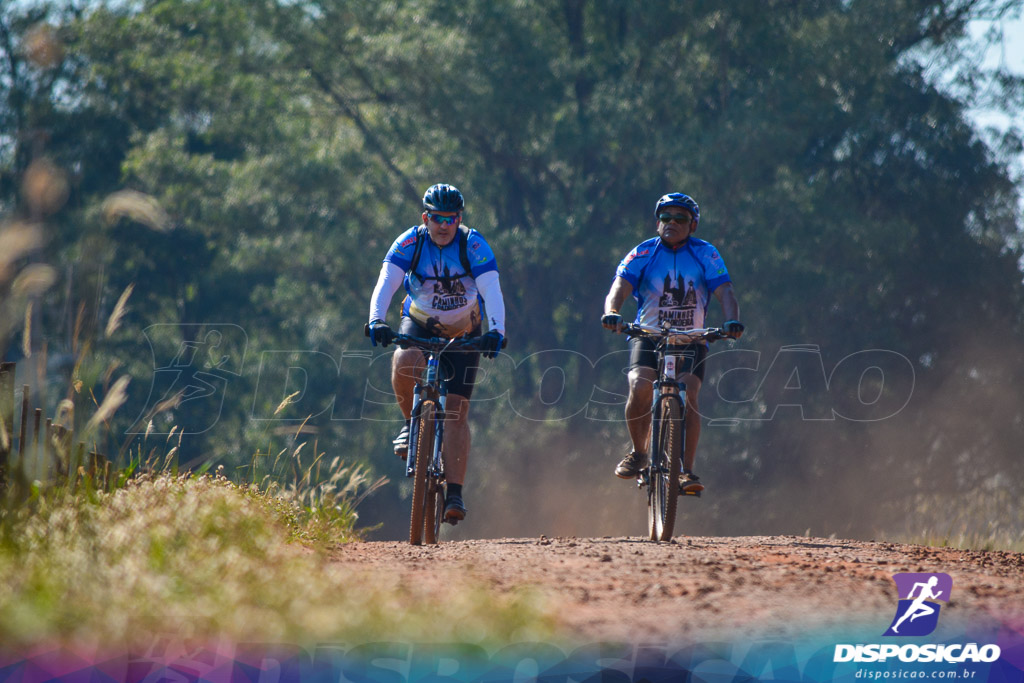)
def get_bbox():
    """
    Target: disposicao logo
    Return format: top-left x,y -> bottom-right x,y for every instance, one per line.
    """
883,572 -> 952,637
833,572 -> 1002,664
